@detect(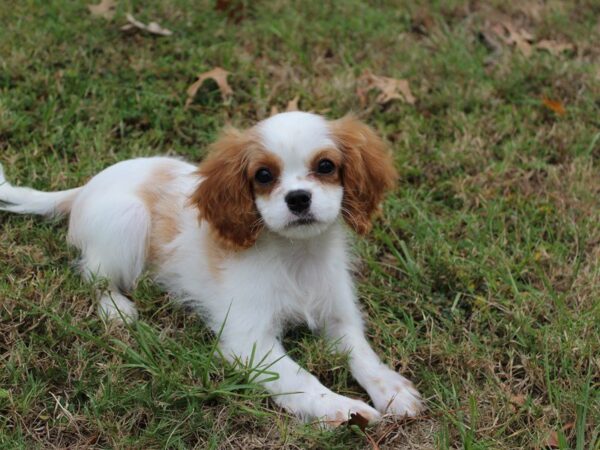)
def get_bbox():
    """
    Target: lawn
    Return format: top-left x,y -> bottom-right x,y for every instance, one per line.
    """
1,0 -> 599,448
